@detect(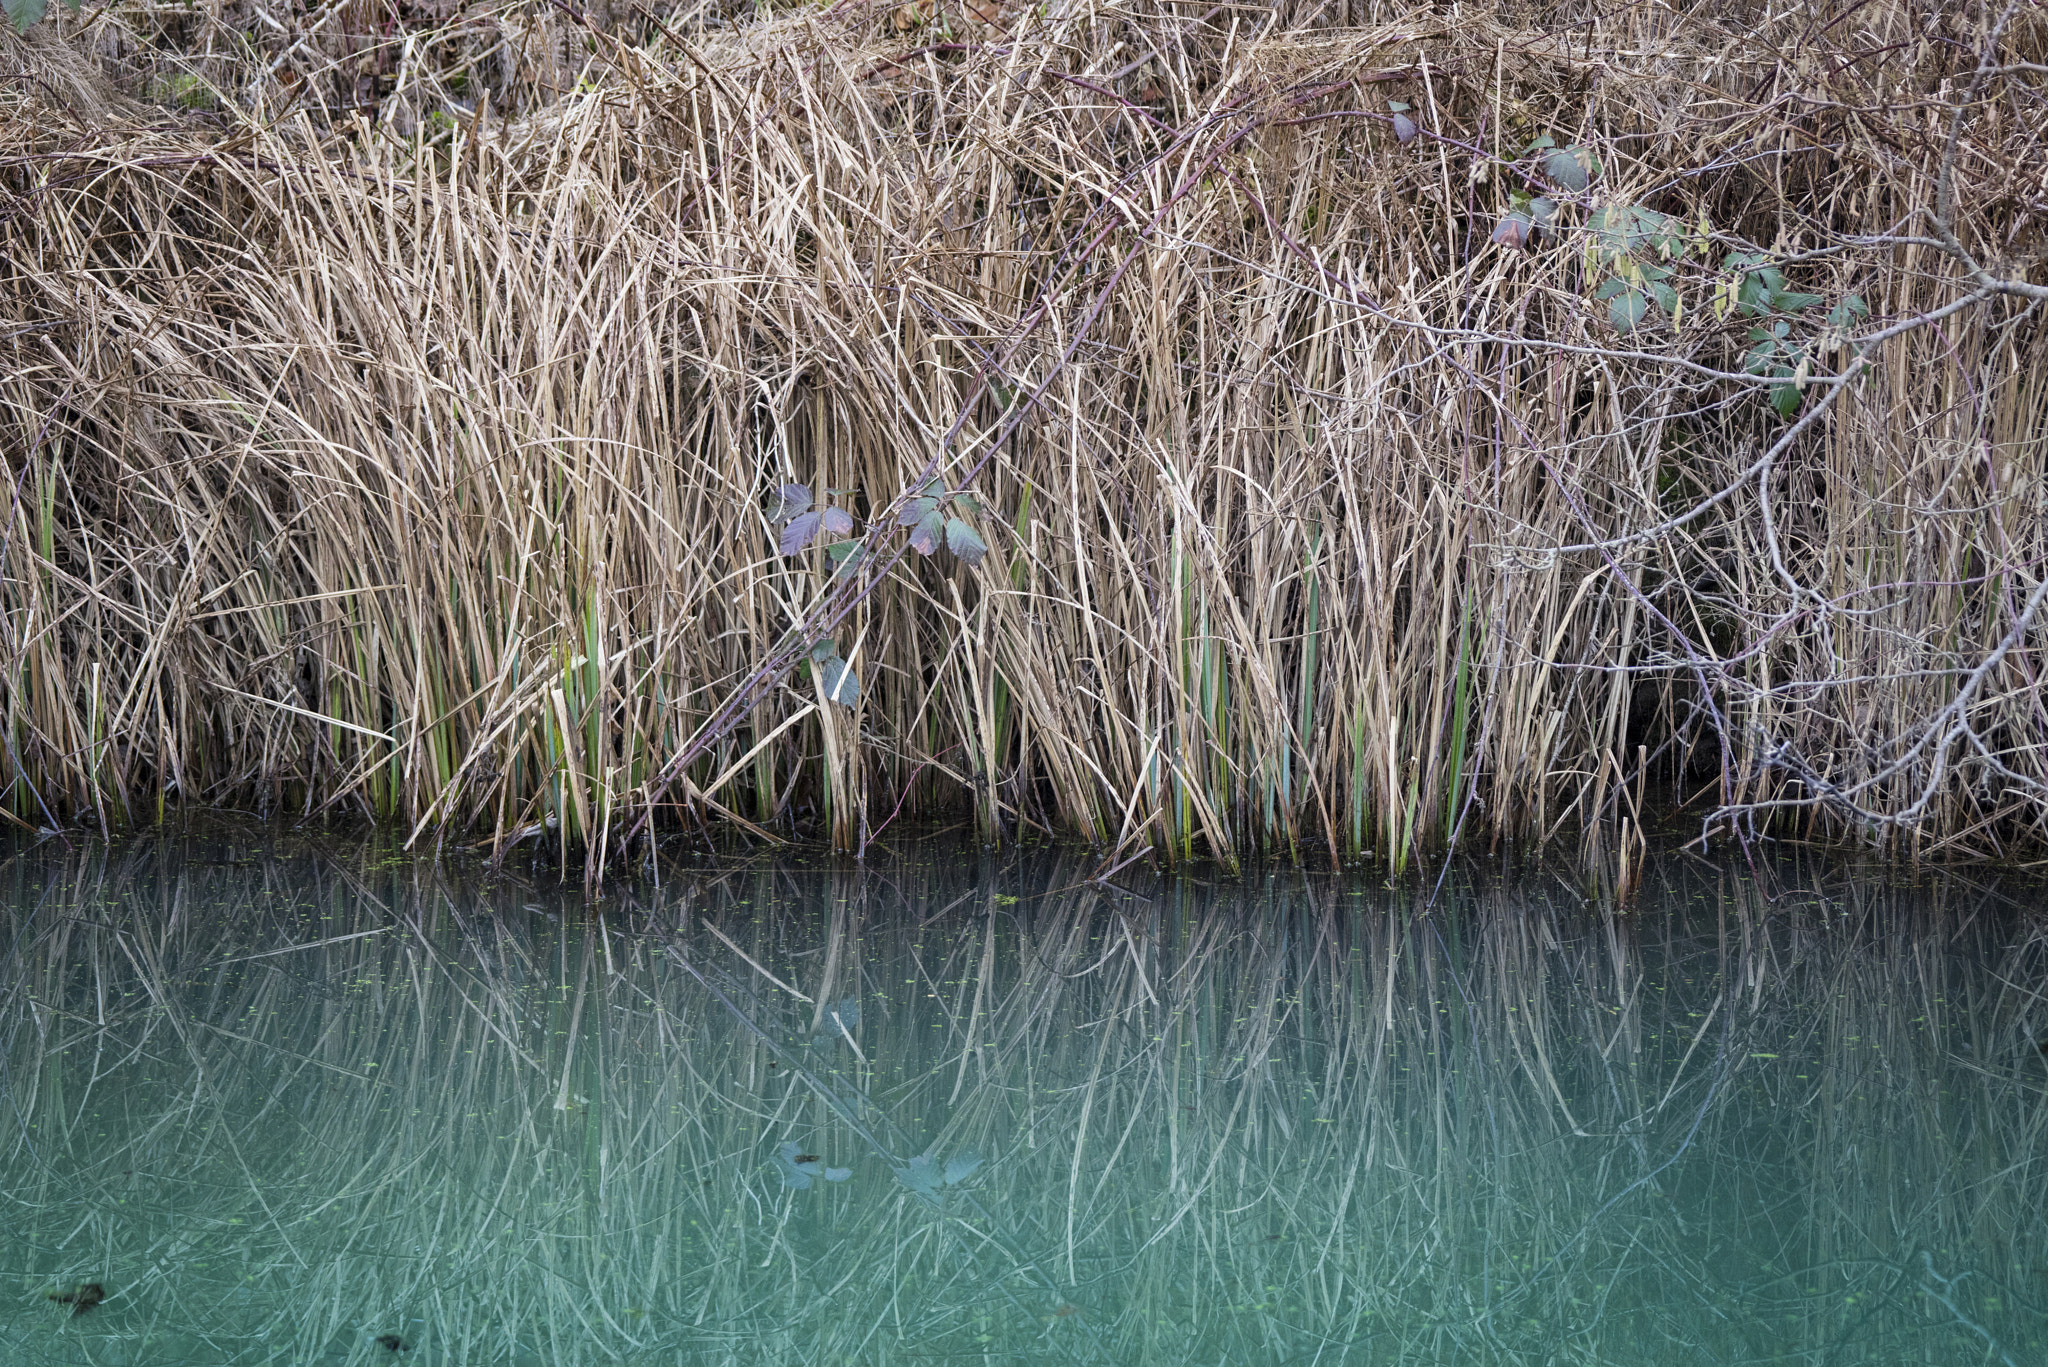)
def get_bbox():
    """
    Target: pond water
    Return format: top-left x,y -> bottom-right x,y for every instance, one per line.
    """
2,828 -> 2043,1366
